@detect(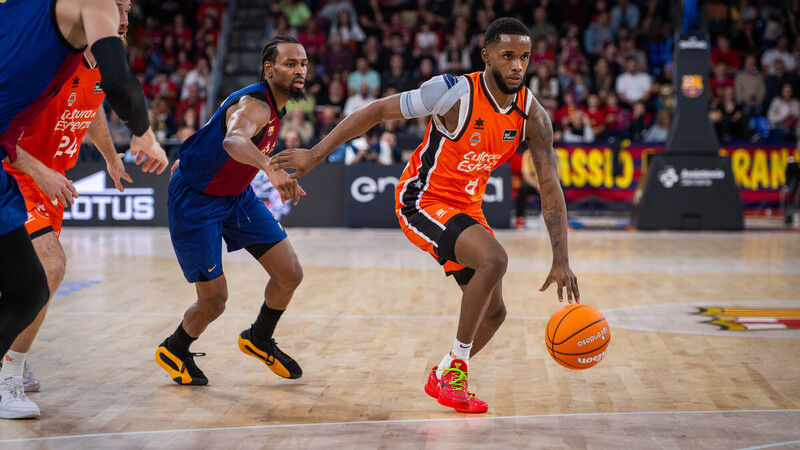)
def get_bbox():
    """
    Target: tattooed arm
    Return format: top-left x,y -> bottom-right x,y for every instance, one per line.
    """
526,98 -> 580,303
